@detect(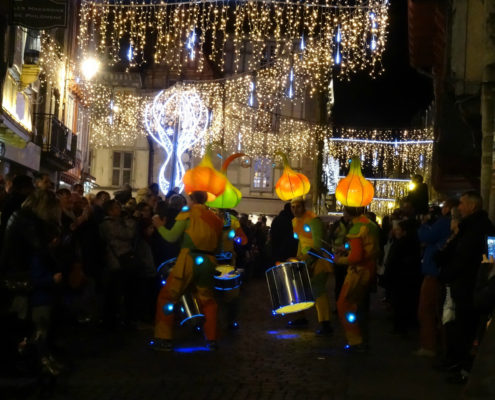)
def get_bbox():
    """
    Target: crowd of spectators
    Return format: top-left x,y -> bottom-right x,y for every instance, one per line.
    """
1,171 -> 494,395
